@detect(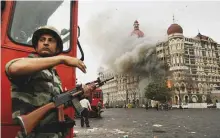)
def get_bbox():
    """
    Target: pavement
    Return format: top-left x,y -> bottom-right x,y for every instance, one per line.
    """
74,108 -> 220,138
